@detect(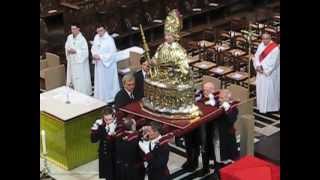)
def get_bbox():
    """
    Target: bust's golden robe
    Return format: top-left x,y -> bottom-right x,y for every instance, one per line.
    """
152,41 -> 191,85
142,9 -> 201,119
